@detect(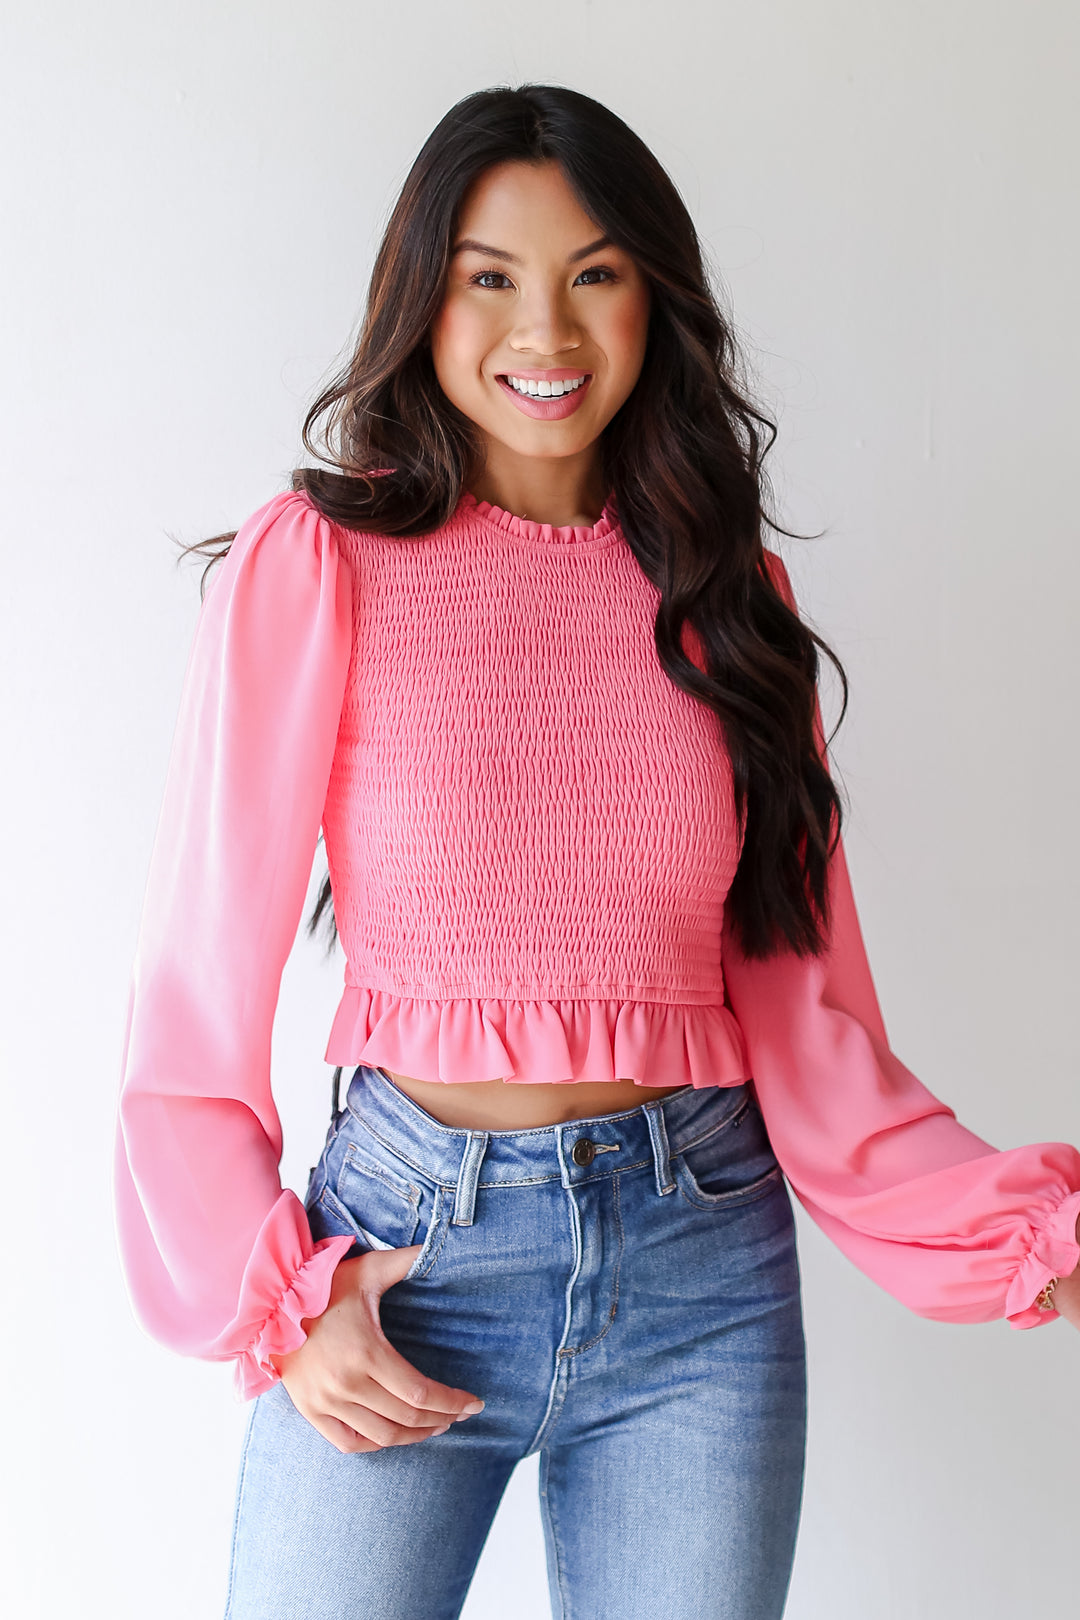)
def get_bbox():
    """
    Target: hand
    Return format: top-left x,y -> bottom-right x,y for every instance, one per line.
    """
1052,1216 -> 1080,1331
268,1245 -> 485,1454
1053,1264 -> 1080,1330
